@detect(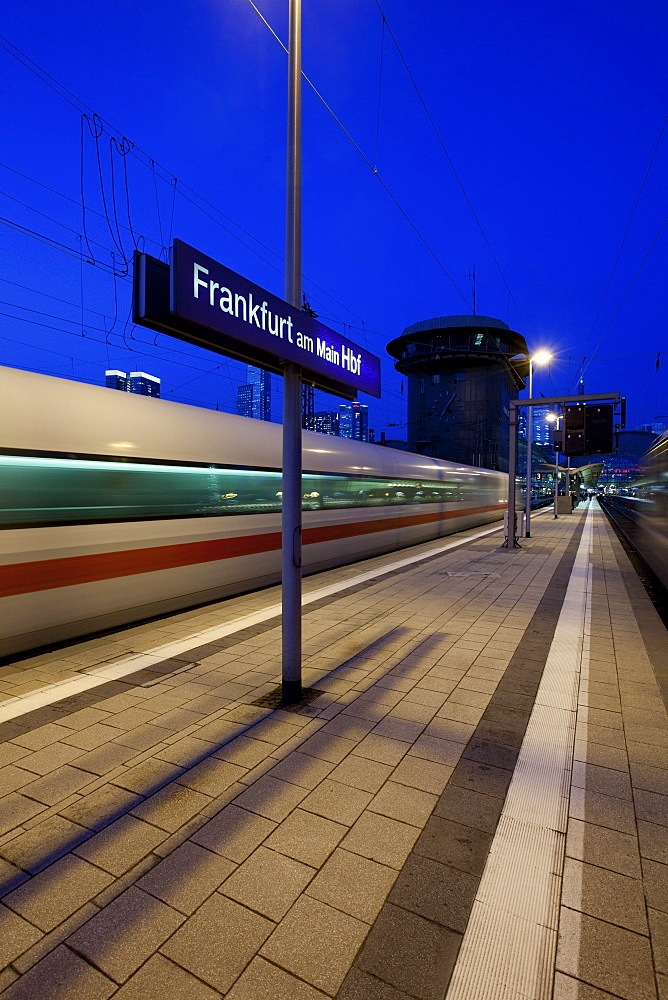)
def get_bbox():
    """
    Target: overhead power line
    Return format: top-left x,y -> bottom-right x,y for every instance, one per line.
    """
0,32 -> 394,348
244,0 -> 470,309
579,214 -> 668,384
372,0 -> 530,336
576,114 -> 668,385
